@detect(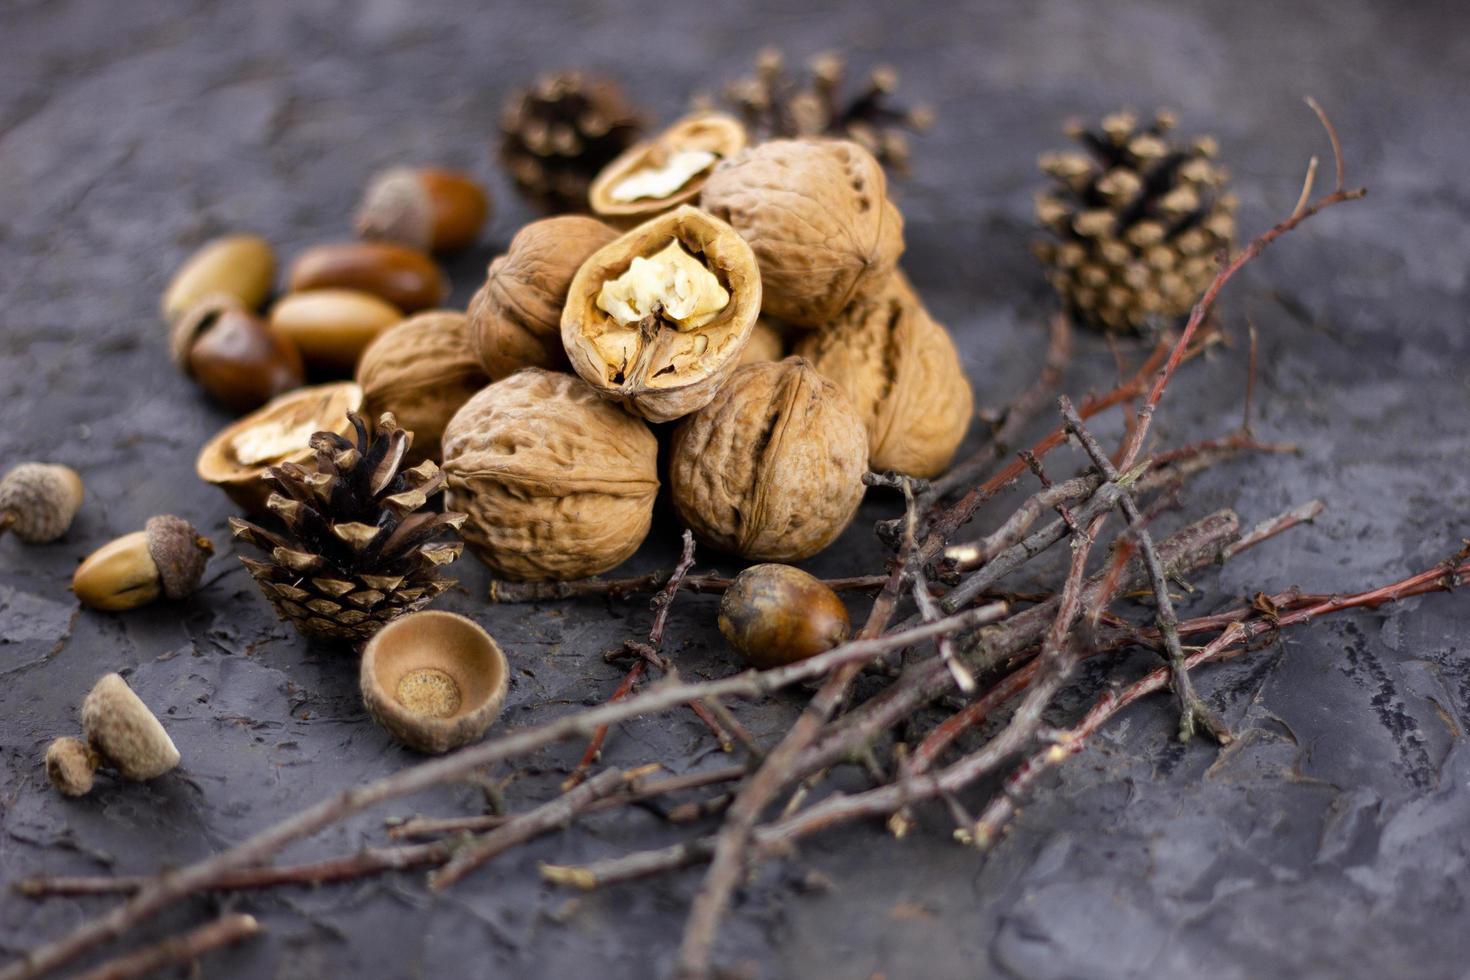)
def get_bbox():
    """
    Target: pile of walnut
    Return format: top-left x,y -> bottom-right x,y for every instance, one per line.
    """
186,114 -> 973,595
